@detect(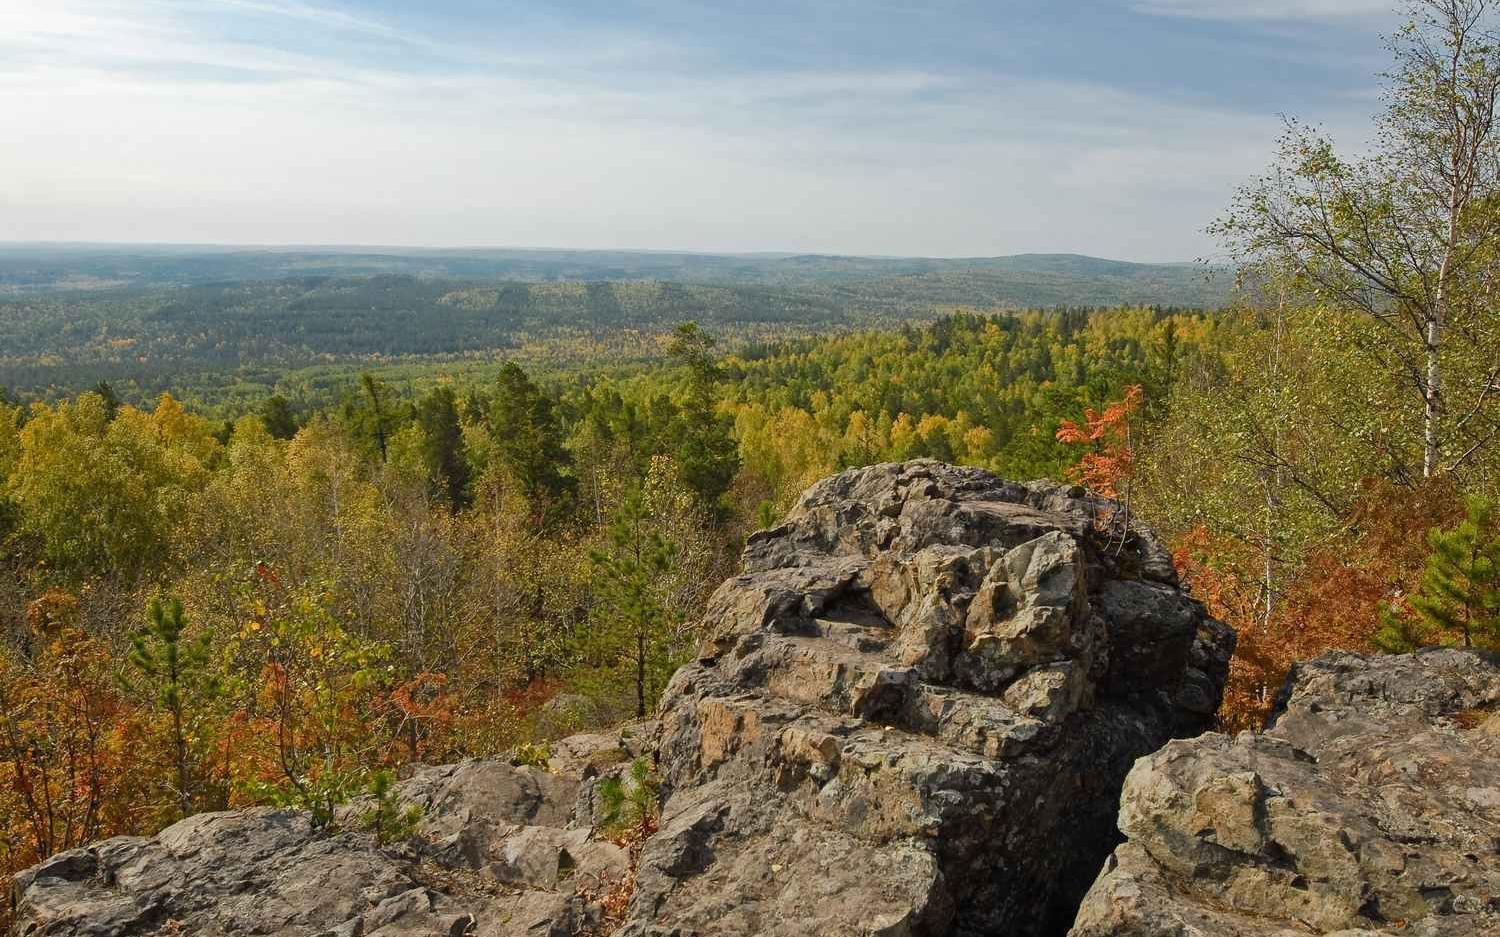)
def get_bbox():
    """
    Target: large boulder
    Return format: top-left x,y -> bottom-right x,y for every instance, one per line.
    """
624,460 -> 1232,936
1069,648 -> 1500,937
